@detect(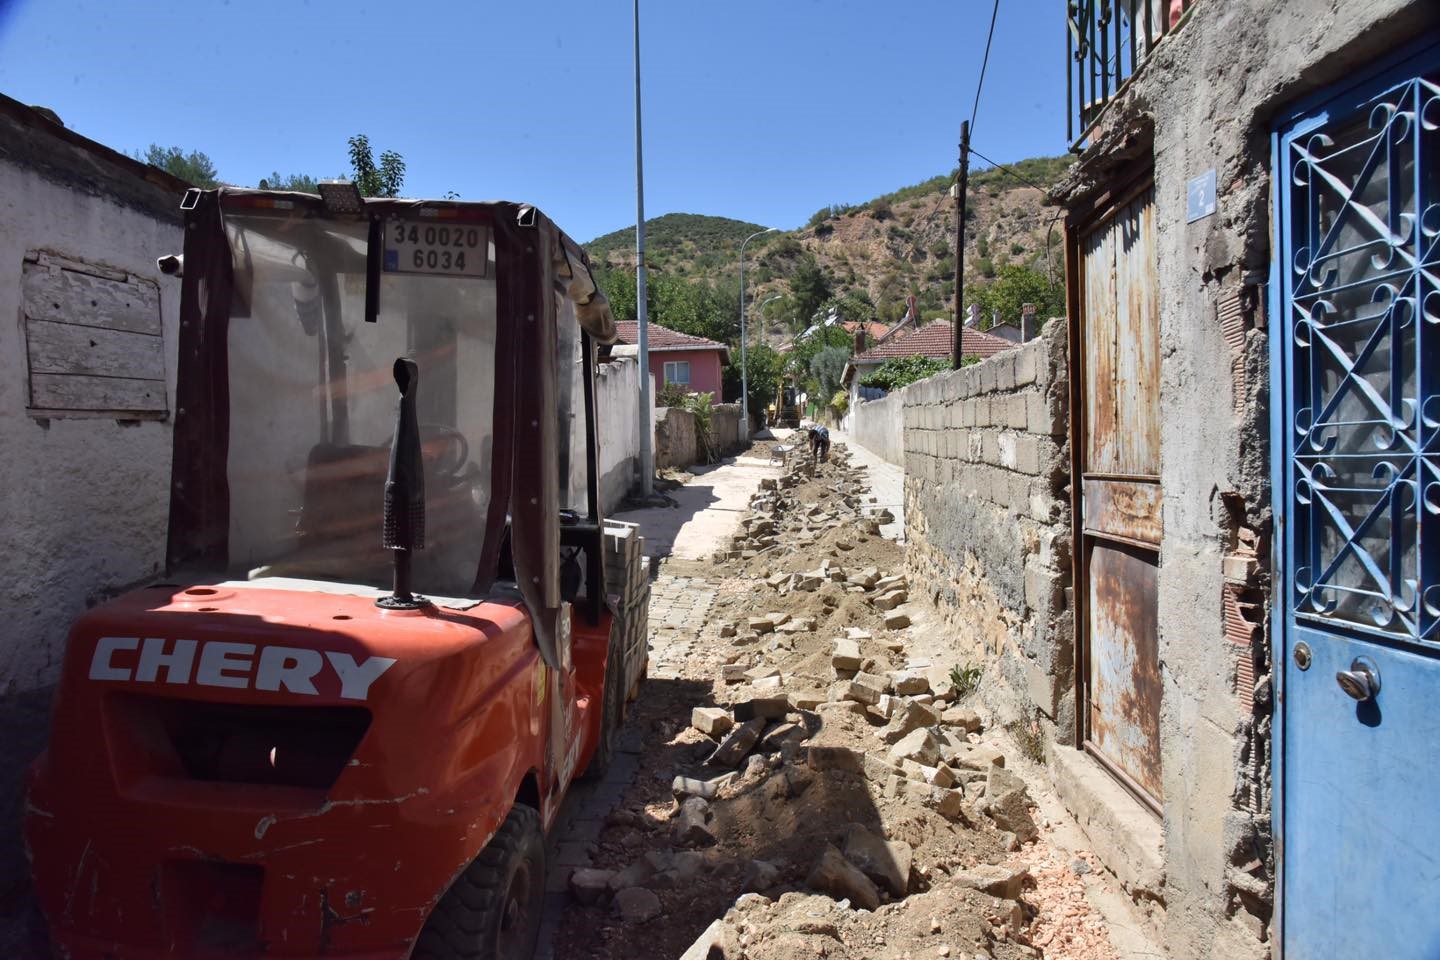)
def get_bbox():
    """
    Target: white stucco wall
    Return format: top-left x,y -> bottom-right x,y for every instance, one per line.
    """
566,355 -> 645,516
0,159 -> 183,695
849,391 -> 905,466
